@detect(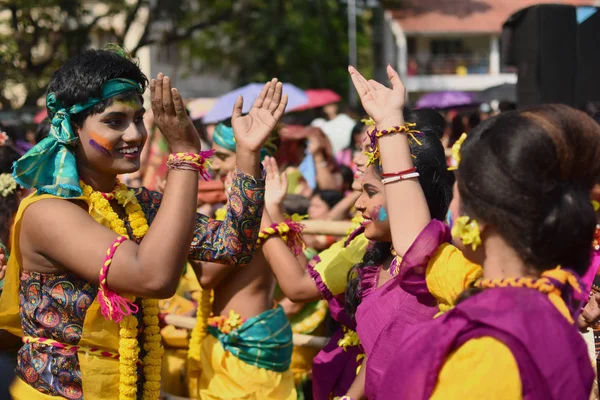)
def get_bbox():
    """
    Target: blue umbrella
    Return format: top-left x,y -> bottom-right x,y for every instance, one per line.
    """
203,83 -> 308,124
